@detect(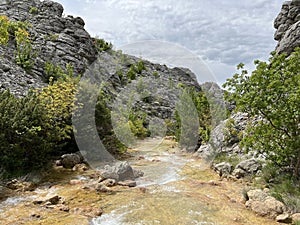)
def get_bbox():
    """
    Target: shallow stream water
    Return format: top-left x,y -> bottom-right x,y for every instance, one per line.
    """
91,138 -> 277,225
